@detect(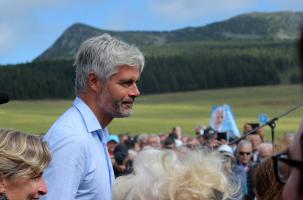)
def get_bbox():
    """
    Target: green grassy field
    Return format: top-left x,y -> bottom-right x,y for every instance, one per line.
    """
0,84 -> 302,140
